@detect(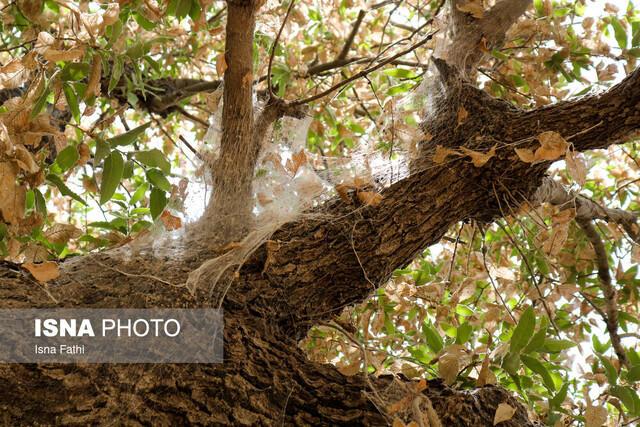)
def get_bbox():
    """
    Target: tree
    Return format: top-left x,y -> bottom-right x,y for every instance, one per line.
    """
0,0 -> 639,425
